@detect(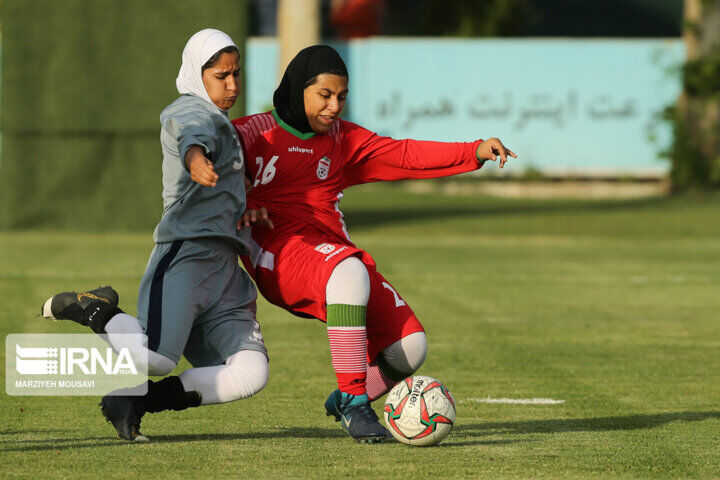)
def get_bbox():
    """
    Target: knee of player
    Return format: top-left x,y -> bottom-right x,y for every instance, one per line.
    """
144,354 -> 178,377
403,331 -> 427,373
326,256 -> 370,305
381,331 -> 427,377
242,358 -> 269,395
227,350 -> 269,398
